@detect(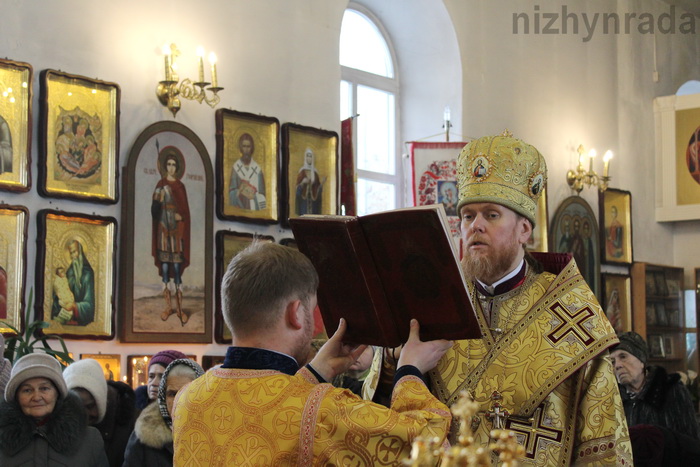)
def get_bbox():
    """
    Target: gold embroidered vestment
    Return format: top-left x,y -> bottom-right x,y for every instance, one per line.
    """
430,260 -> 633,466
173,366 -> 450,466
366,259 -> 633,466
